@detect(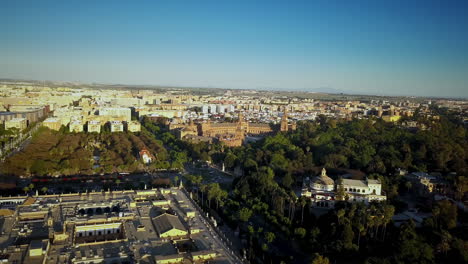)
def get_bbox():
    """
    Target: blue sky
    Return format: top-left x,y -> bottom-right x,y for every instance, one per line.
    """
1,0 -> 467,97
